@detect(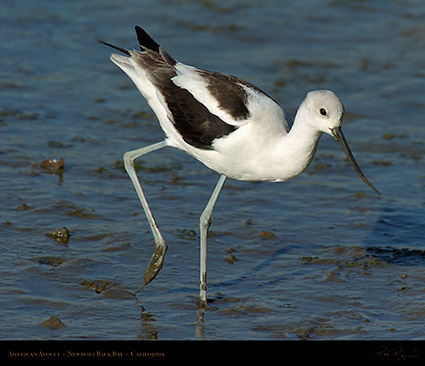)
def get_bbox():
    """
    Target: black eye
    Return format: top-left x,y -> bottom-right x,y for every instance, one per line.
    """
320,108 -> 327,116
